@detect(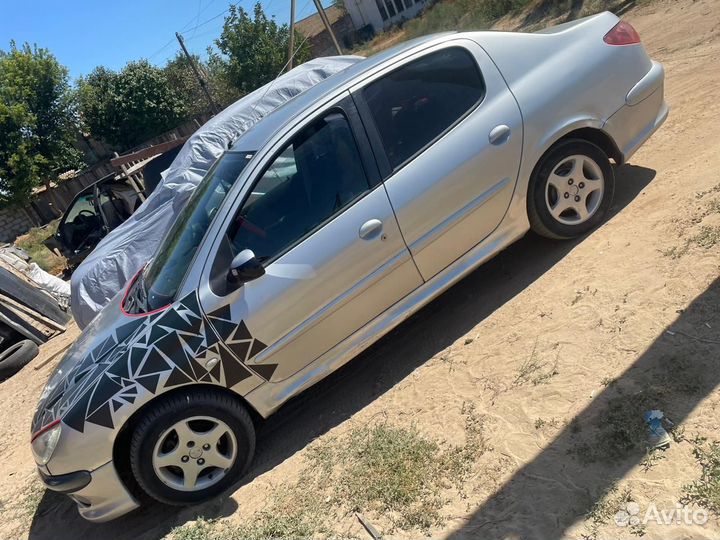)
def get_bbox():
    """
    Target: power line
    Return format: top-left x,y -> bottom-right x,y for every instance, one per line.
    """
147,36 -> 177,61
